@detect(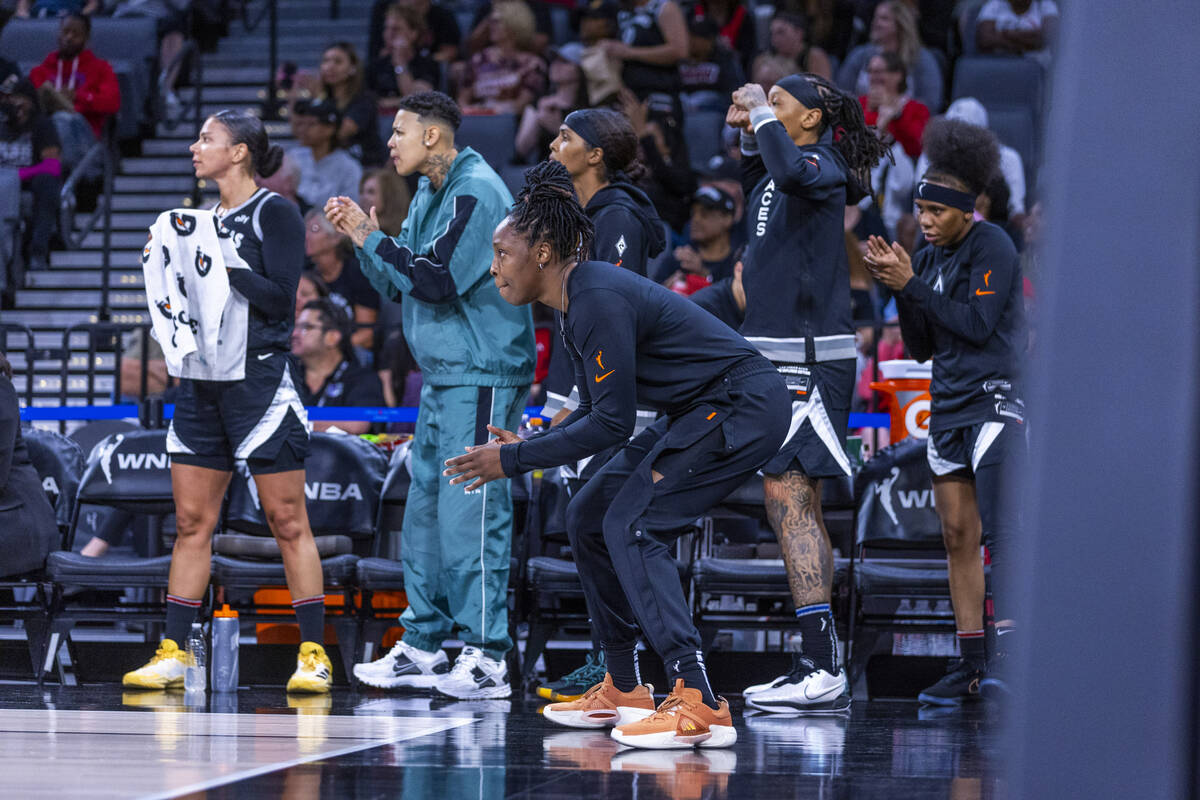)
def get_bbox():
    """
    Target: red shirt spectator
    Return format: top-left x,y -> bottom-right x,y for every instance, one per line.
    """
858,51 -> 928,159
29,14 -> 120,138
